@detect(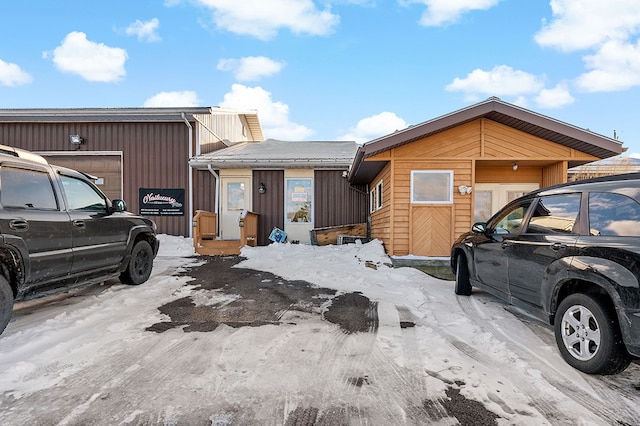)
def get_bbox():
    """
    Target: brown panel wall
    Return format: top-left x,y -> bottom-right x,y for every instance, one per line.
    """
252,170 -> 284,245
0,121 -> 193,236
193,169 -> 217,214
542,162 -> 568,187
370,164 -> 392,251
314,170 -> 368,228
